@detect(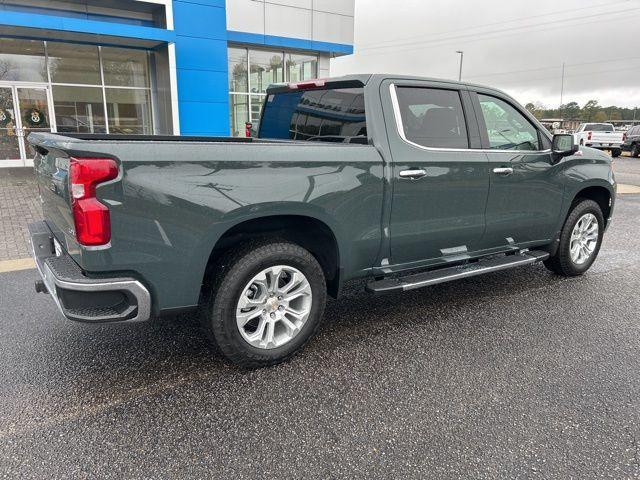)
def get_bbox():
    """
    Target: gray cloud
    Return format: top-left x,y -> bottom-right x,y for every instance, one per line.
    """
332,0 -> 640,108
